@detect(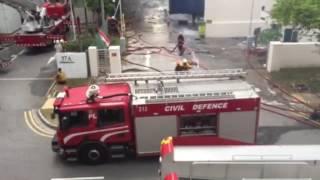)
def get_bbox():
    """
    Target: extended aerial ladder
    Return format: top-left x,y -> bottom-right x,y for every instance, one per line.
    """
105,69 -> 246,84
104,69 -> 252,104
